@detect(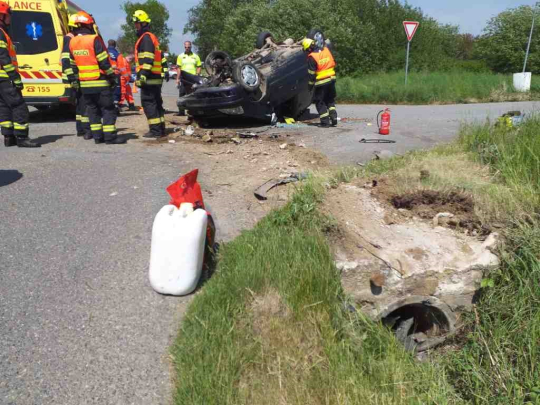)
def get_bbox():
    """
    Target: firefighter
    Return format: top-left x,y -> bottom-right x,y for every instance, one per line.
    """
69,12 -> 125,144
61,14 -> 91,139
176,41 -> 201,115
132,10 -> 167,138
0,1 -> 40,148
117,53 -> 136,111
302,38 -> 338,128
